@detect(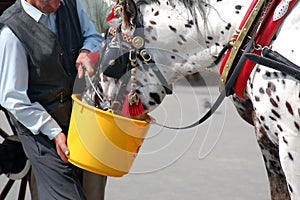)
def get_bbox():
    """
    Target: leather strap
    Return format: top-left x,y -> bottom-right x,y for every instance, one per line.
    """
245,48 -> 300,81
